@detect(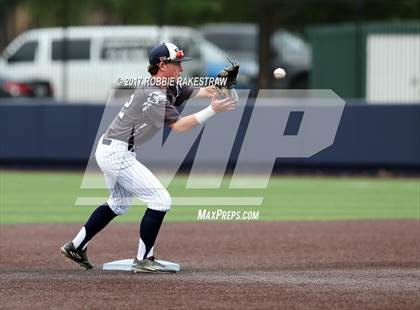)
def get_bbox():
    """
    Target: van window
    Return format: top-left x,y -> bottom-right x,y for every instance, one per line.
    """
52,39 -> 90,60
101,38 -> 154,61
171,37 -> 201,59
205,33 -> 256,53
7,41 -> 38,63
